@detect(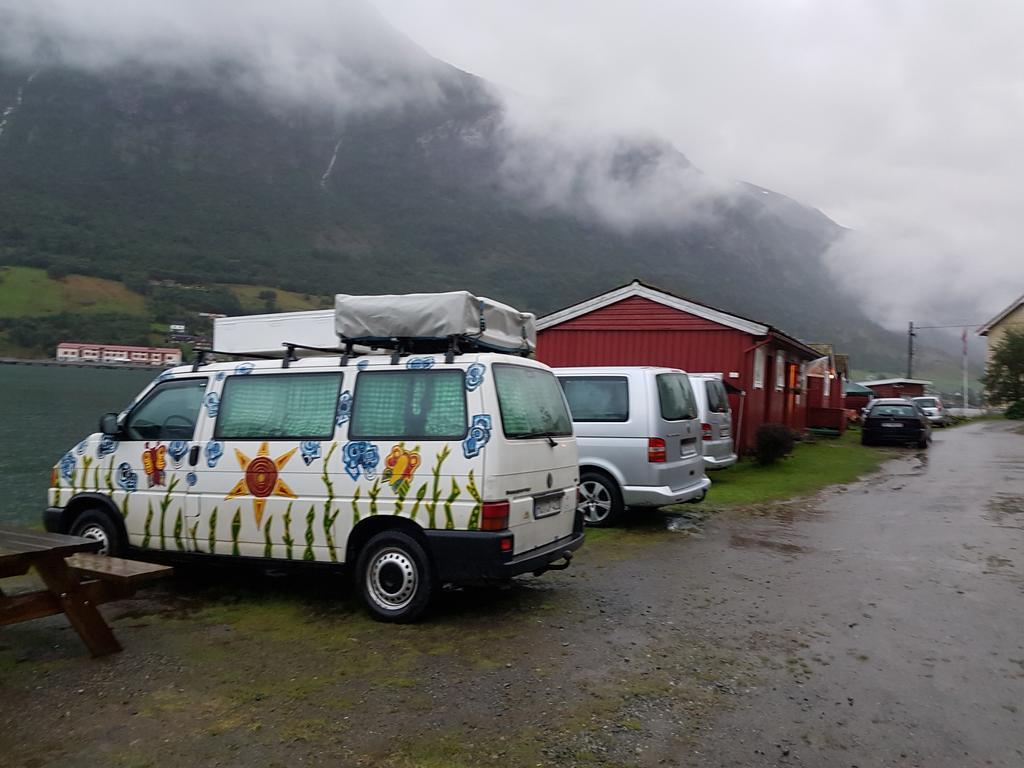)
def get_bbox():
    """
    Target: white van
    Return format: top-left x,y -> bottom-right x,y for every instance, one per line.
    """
554,366 -> 710,526
43,293 -> 583,622
686,373 -> 738,470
